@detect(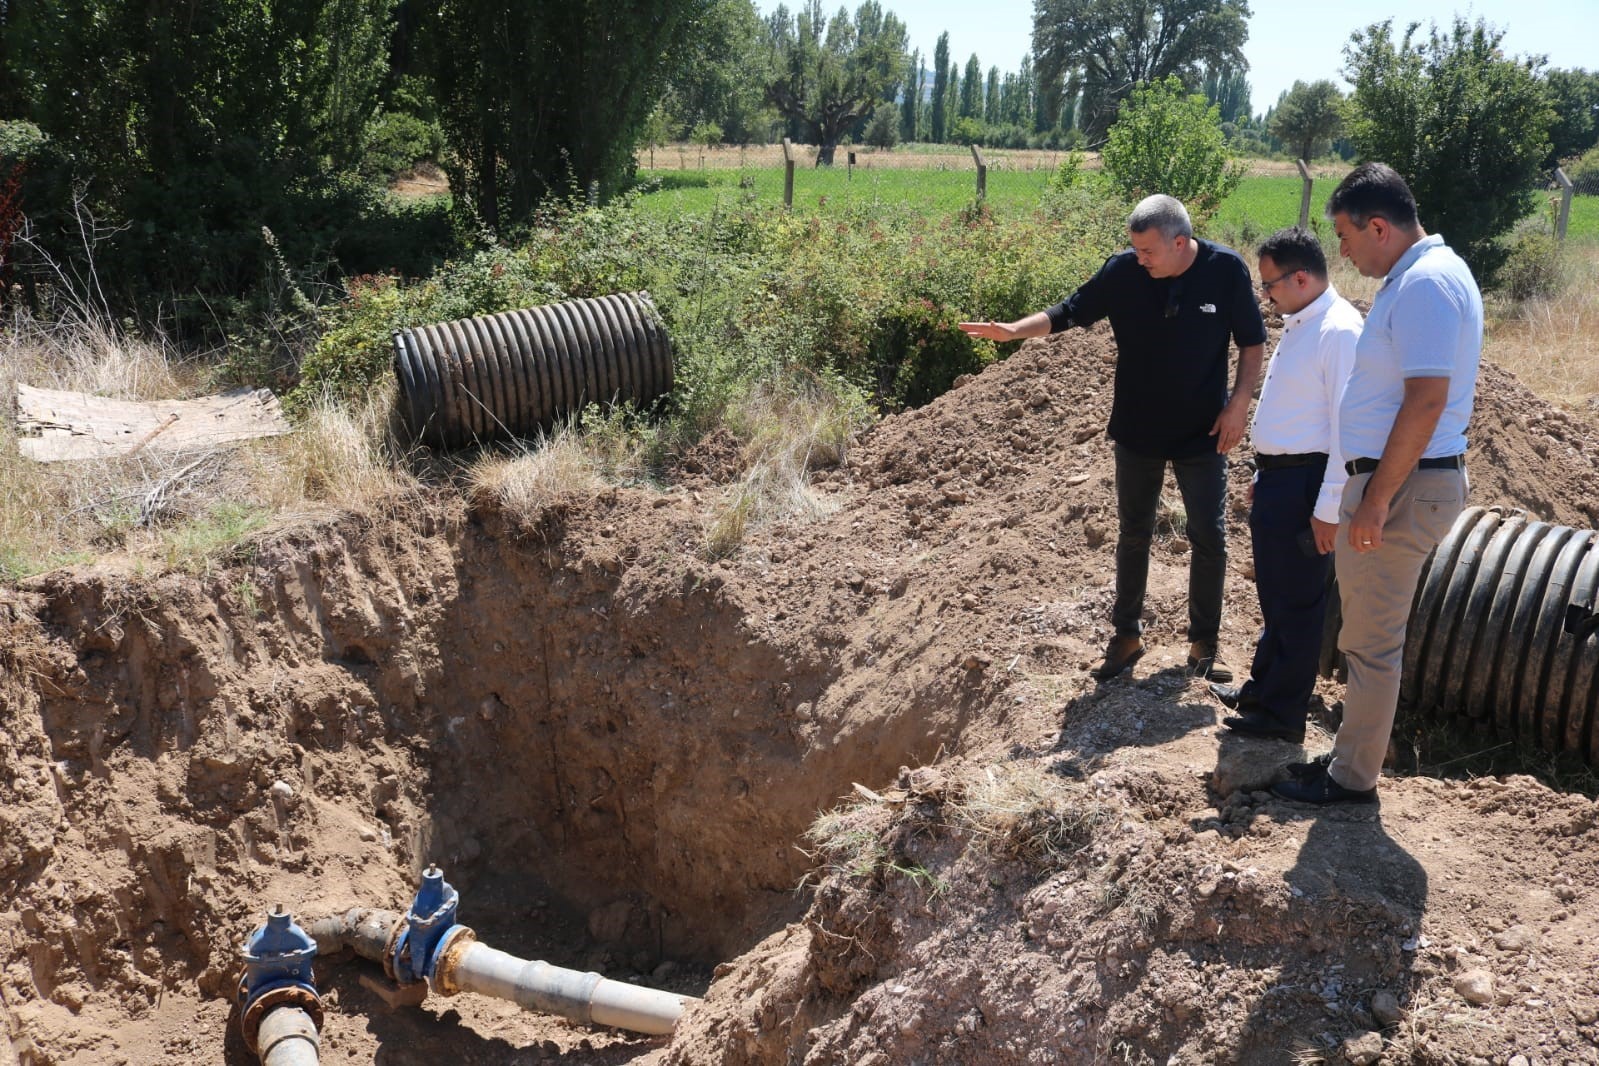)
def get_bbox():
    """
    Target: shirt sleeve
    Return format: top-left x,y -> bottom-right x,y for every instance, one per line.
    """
1390,275 -> 1461,377
1044,254 -> 1117,333
1227,256 -> 1268,348
1313,314 -> 1361,525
